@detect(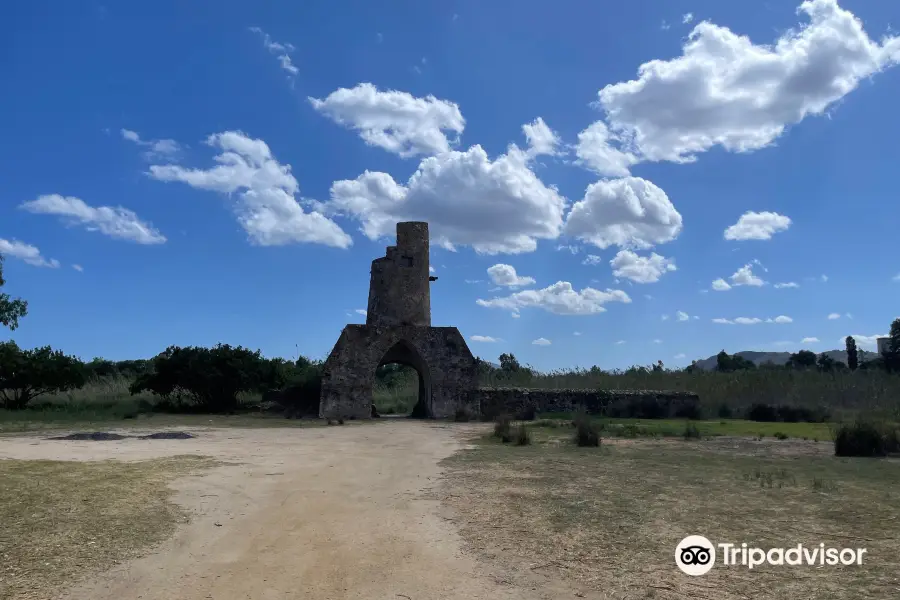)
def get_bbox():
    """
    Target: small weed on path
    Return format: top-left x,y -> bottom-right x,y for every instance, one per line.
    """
0,455 -> 215,600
